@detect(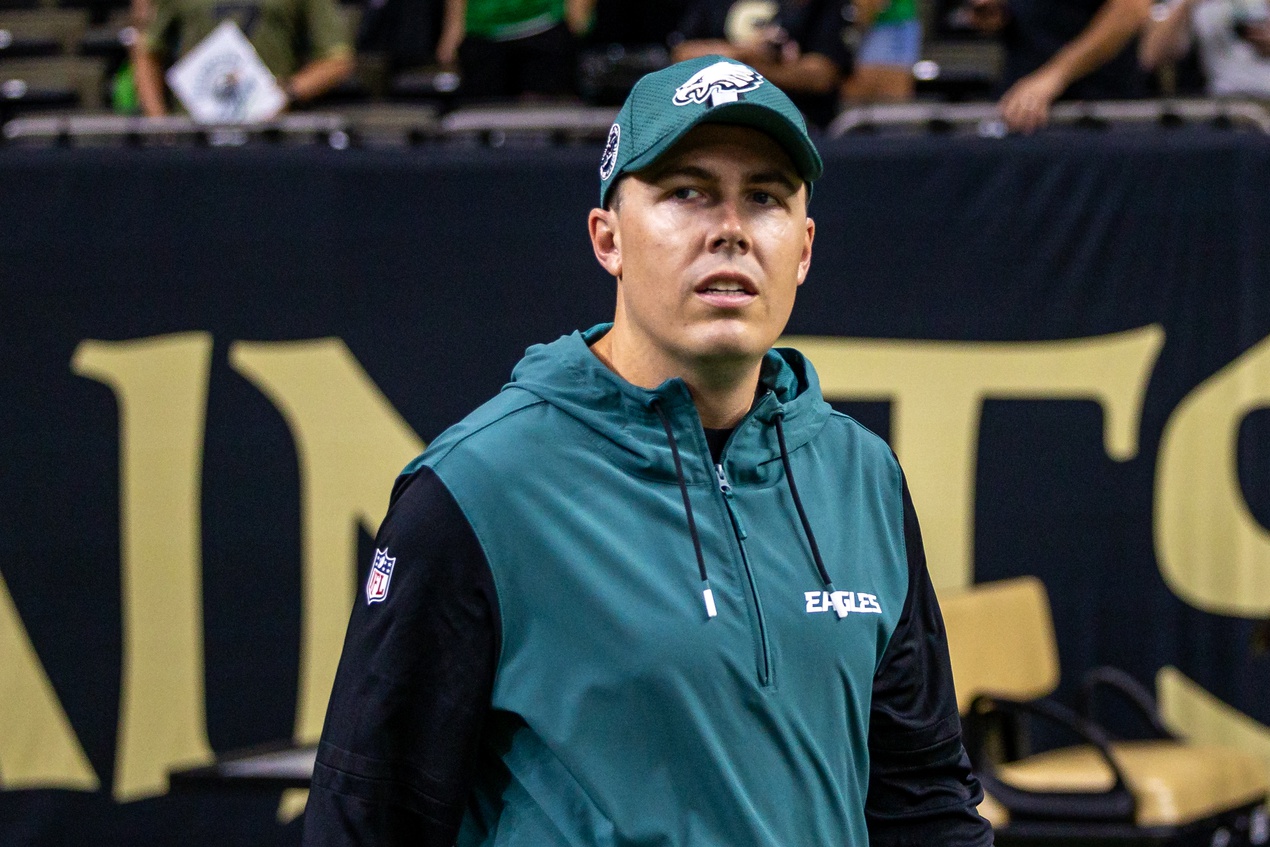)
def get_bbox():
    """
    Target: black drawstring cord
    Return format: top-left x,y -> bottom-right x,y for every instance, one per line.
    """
773,411 -> 838,602
652,400 -> 718,619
